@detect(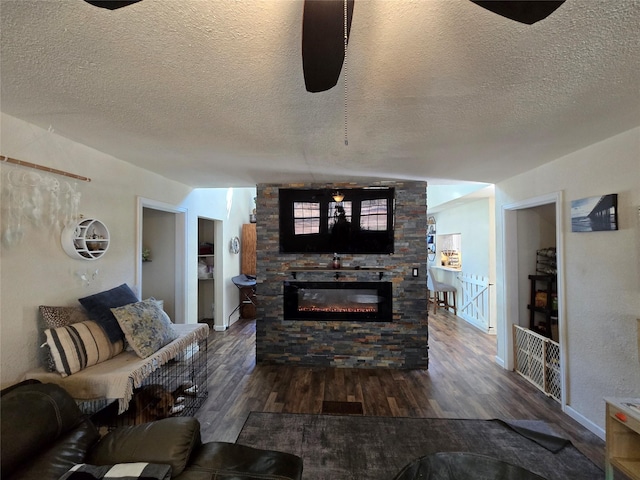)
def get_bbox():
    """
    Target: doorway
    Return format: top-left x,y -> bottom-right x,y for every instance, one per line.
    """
197,217 -> 215,326
136,197 -> 187,323
502,192 -> 566,408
